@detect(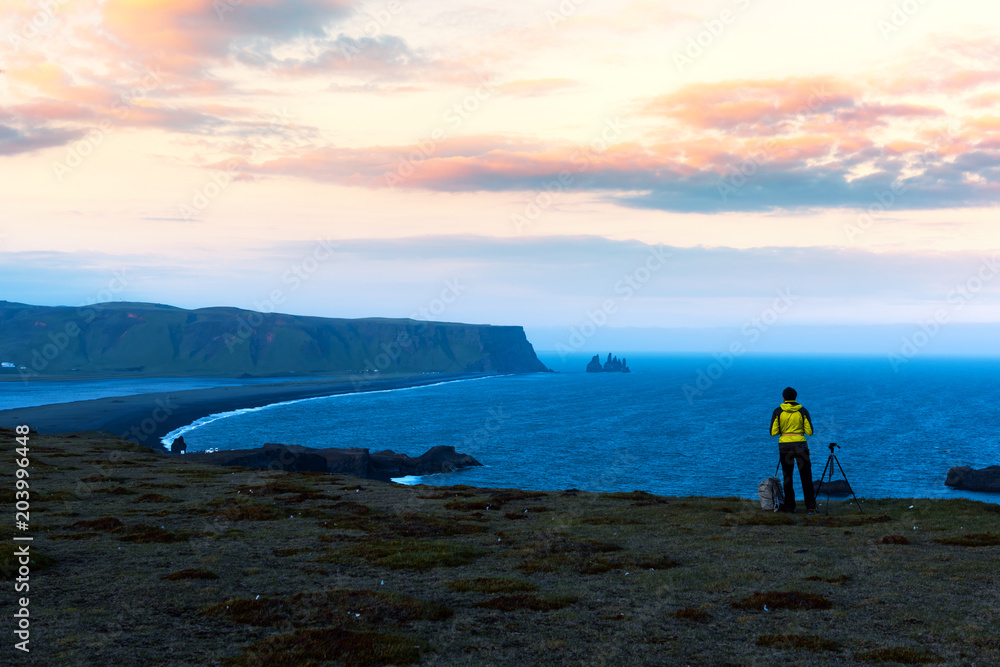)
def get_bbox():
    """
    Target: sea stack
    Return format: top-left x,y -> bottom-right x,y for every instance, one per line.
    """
586,353 -> 630,373
170,436 -> 187,455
